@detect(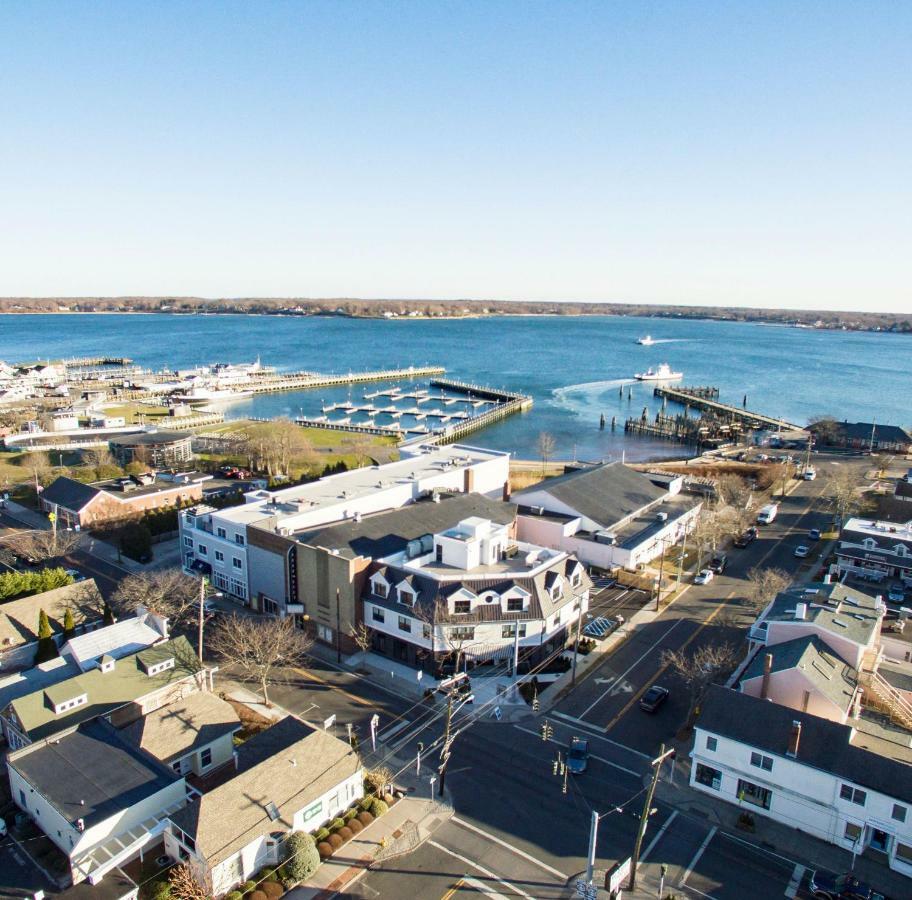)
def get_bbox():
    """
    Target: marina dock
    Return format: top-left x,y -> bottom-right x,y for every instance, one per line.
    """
653,385 -> 799,431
